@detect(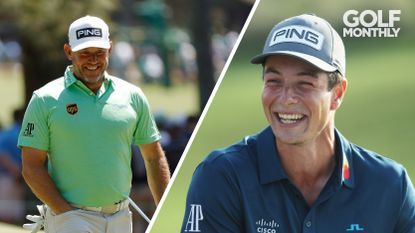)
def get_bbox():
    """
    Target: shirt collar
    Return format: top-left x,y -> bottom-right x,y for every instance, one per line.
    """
256,127 -> 287,184
335,129 -> 355,188
256,126 -> 355,189
64,65 -> 111,88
